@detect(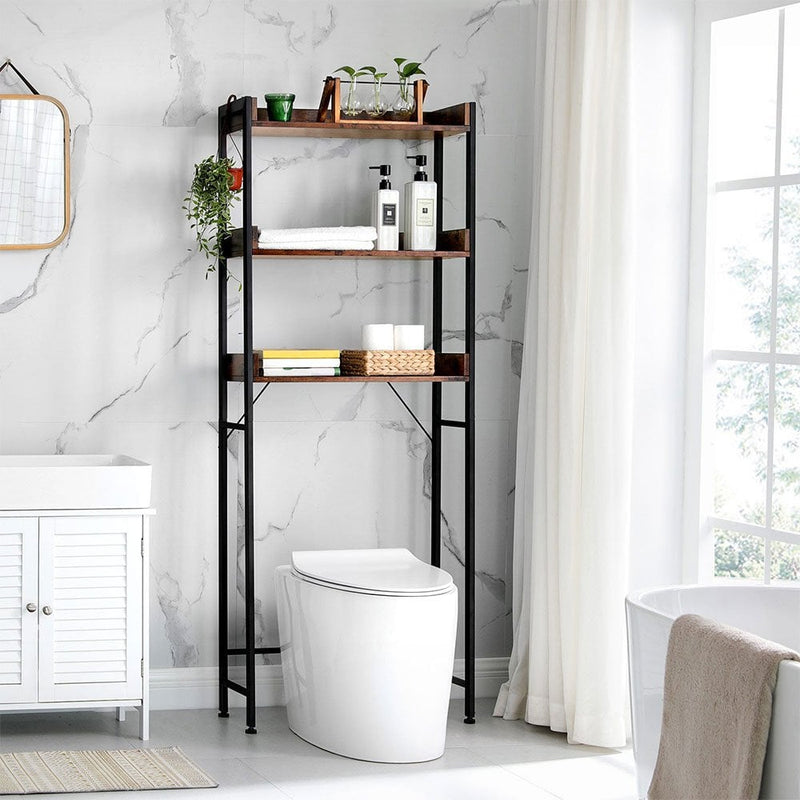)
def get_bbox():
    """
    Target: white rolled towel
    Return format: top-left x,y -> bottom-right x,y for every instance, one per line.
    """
259,240 -> 375,250
258,226 -> 377,245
